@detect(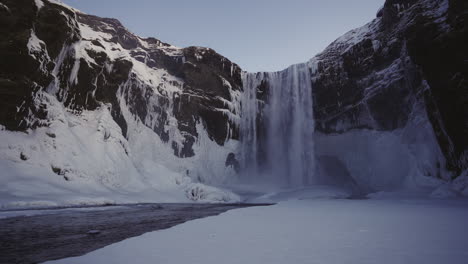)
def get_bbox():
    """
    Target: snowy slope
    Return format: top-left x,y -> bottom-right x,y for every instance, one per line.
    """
0,102 -> 240,208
